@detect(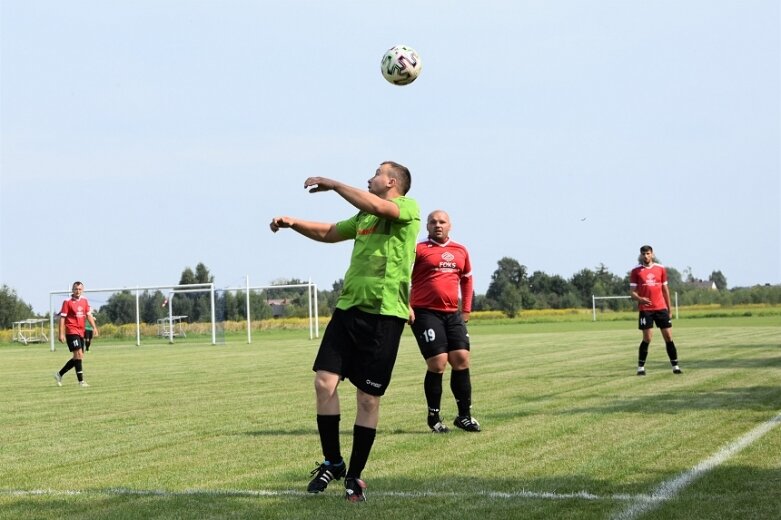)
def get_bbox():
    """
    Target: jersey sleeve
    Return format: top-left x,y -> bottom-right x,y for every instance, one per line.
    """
335,213 -> 360,239
393,196 -> 420,223
460,248 -> 474,313
629,268 -> 639,288
460,274 -> 474,313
